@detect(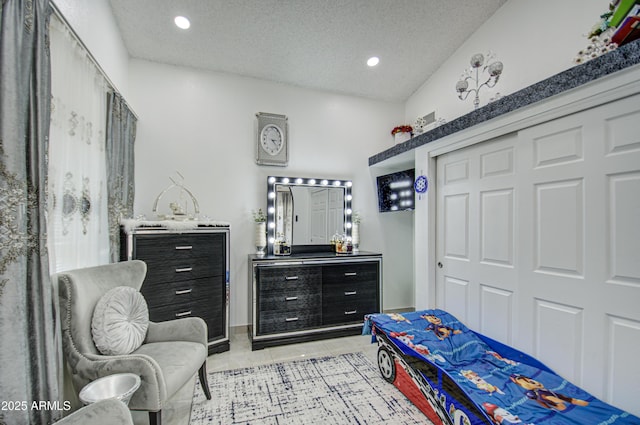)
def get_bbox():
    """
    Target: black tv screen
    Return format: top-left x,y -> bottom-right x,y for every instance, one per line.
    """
377,169 -> 415,212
